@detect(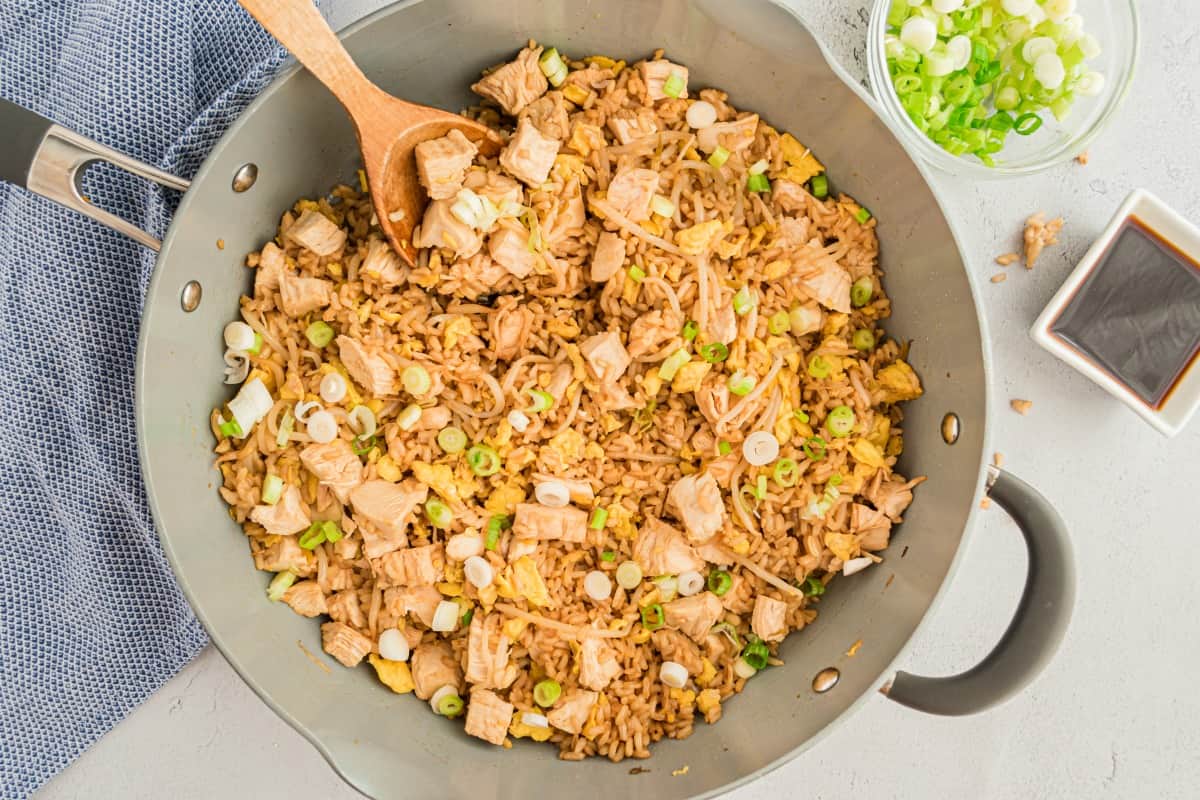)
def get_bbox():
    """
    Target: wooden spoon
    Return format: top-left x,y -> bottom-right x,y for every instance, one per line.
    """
239,0 -> 502,265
